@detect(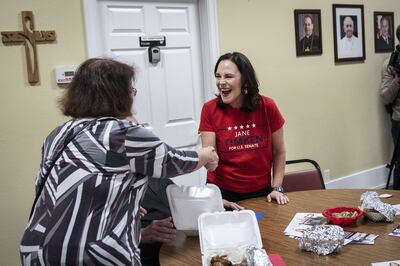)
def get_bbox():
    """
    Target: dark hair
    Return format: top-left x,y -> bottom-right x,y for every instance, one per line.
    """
214,52 -> 261,112
59,58 -> 134,118
396,24 -> 400,41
